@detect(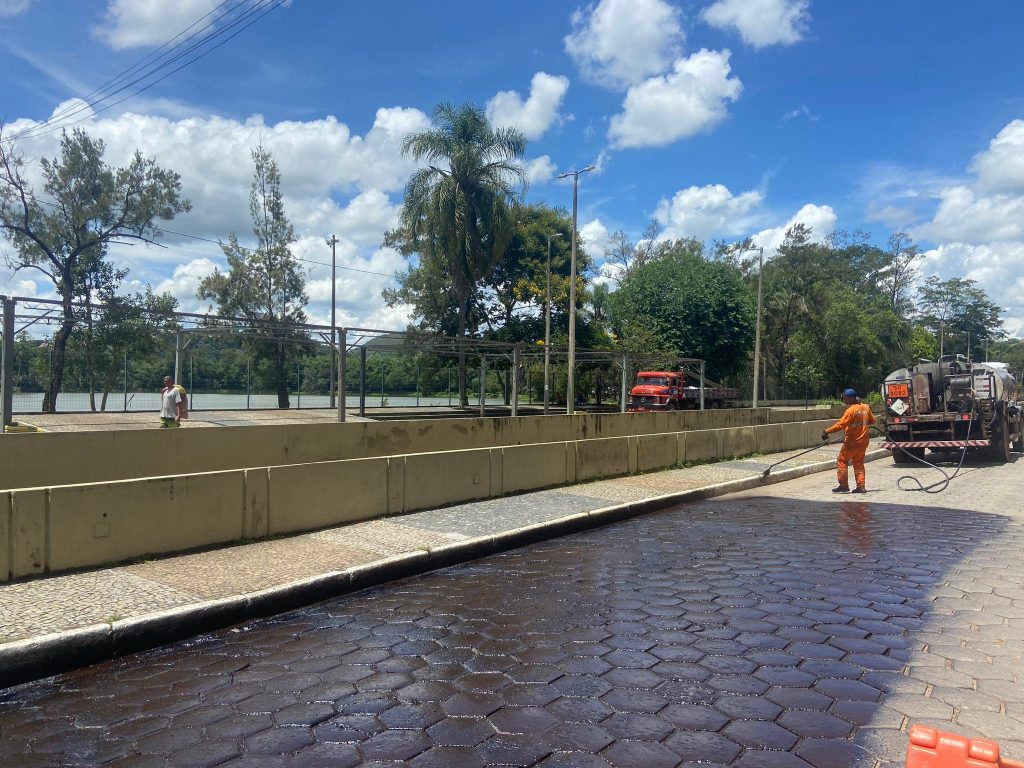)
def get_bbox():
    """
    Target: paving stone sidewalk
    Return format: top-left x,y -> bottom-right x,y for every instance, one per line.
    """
0,443 -> 862,647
